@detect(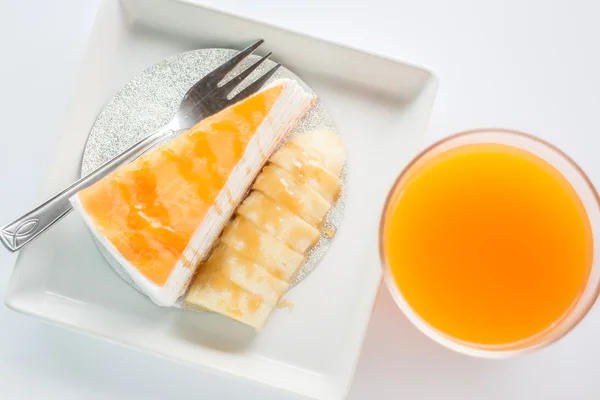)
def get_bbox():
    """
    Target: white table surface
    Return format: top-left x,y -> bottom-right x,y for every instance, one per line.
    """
1,0 -> 599,398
